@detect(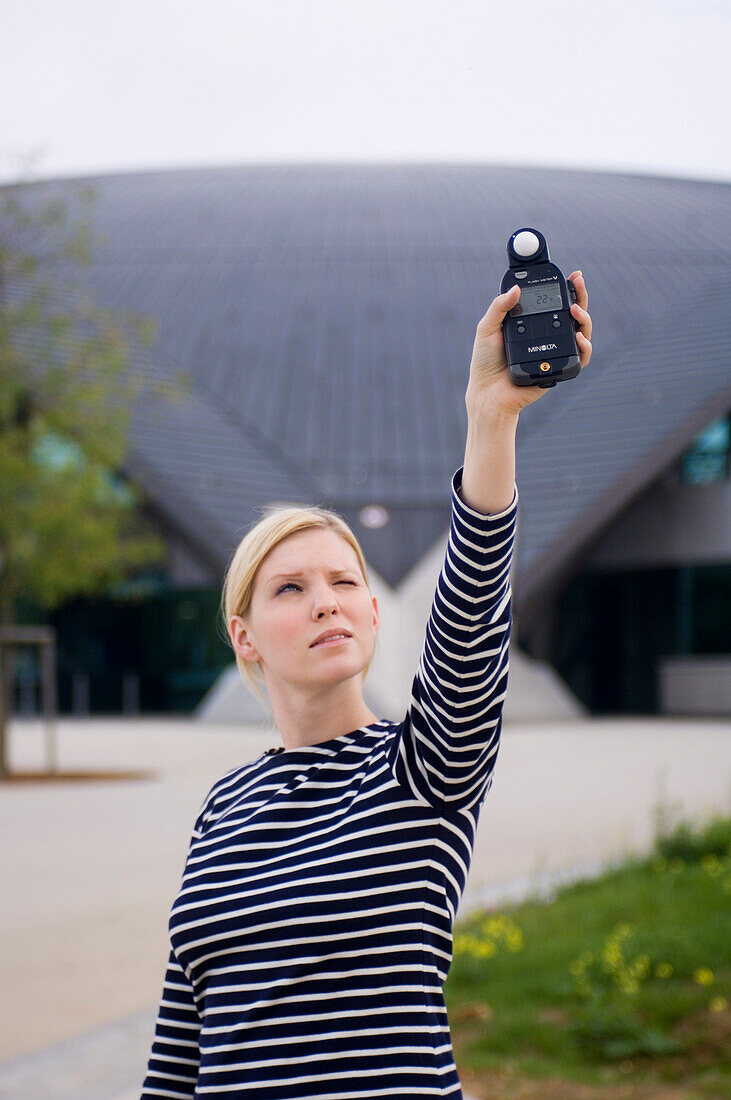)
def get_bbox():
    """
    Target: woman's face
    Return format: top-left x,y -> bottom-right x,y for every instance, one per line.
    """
230,528 -> 379,691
